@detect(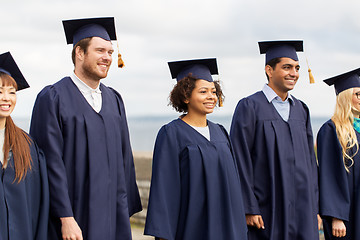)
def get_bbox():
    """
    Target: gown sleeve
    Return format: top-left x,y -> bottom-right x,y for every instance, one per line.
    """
230,98 -> 260,215
303,102 -> 319,213
144,125 -> 181,240
317,121 -> 351,221
33,142 -> 50,240
111,88 -> 142,216
30,87 -> 73,218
